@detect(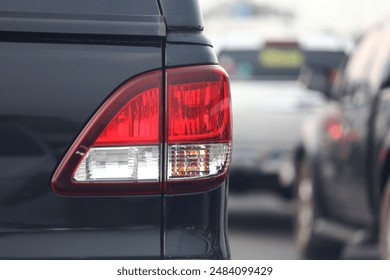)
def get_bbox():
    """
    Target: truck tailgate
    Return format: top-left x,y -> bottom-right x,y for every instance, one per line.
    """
0,23 -> 164,259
